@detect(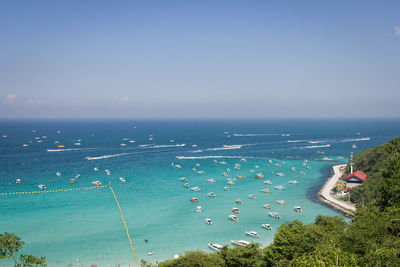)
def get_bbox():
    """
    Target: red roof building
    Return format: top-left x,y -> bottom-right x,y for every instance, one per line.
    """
345,170 -> 367,187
